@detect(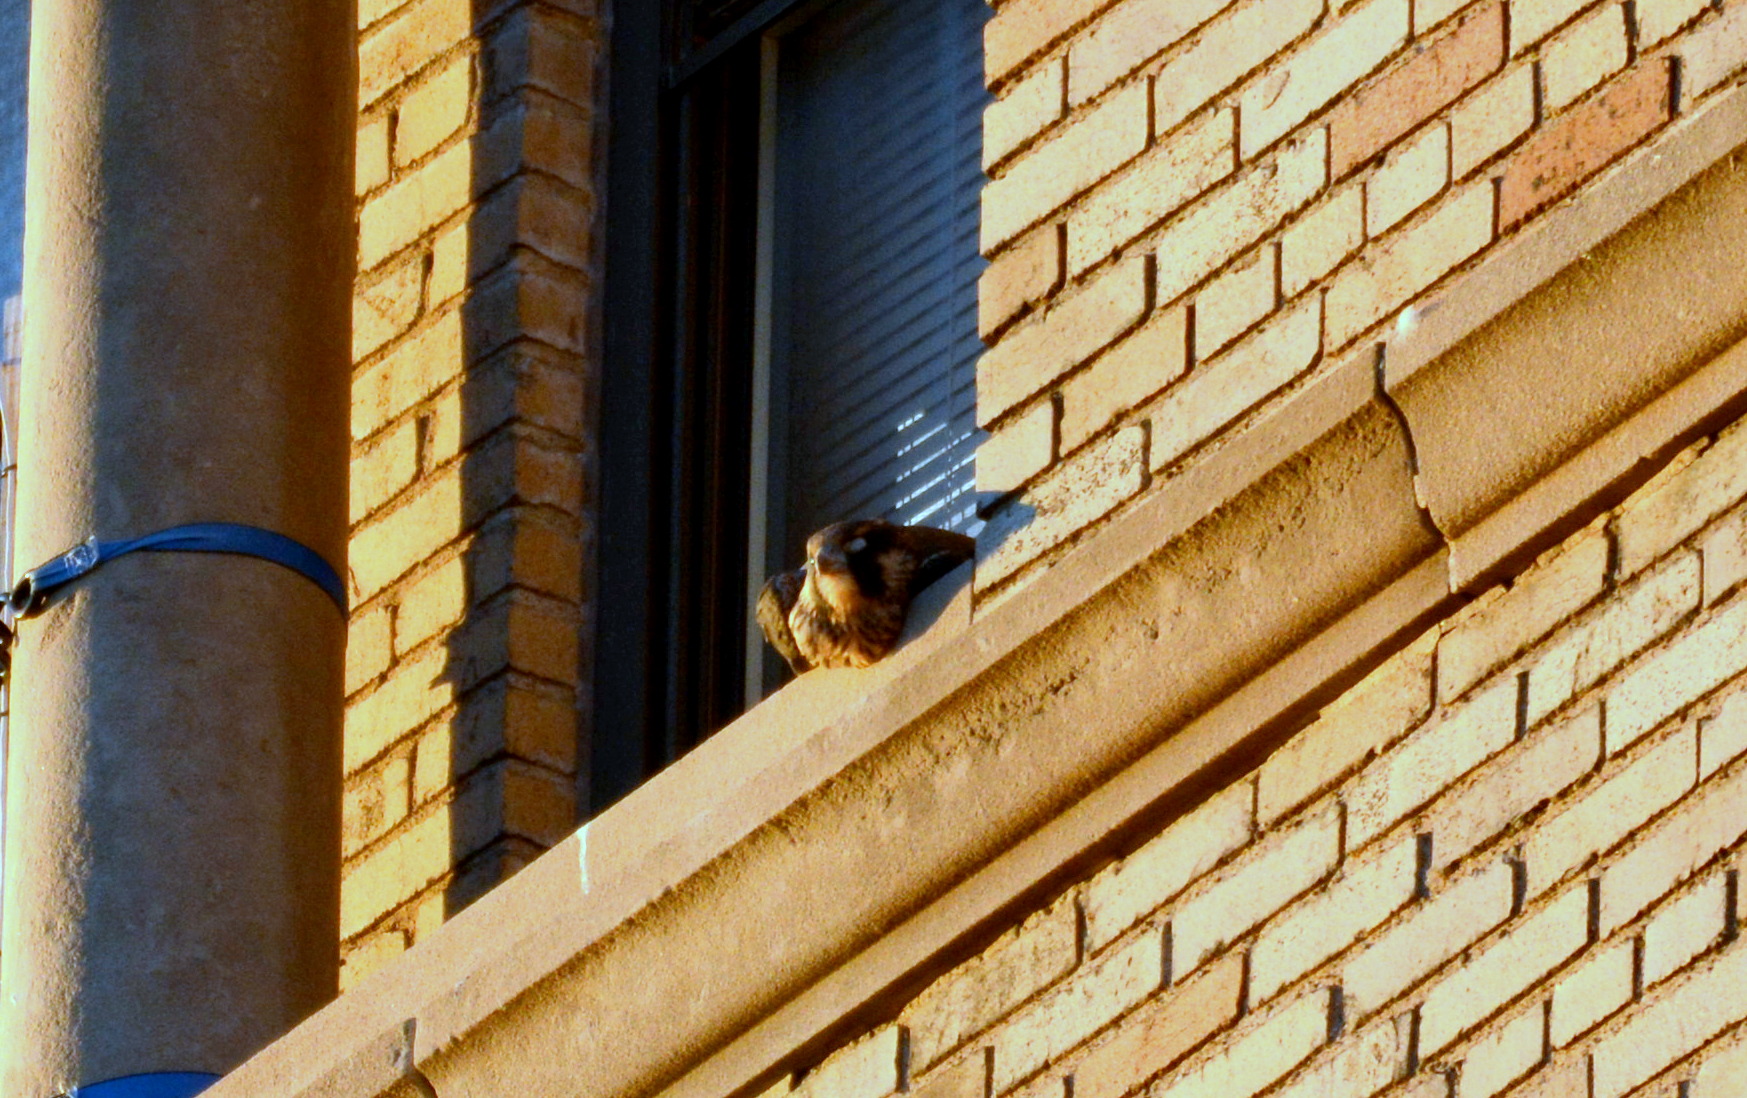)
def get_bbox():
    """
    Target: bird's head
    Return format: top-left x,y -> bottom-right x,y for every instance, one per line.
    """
803,519 -> 891,615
